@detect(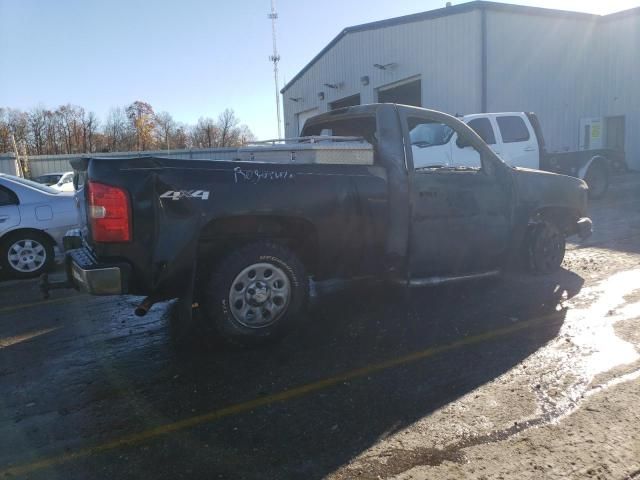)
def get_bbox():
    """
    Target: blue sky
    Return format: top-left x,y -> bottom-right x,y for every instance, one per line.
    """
0,0 -> 637,139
